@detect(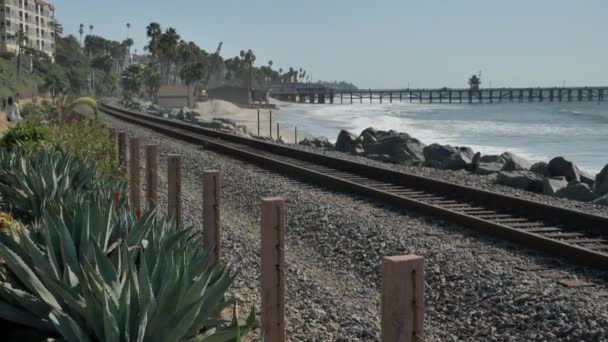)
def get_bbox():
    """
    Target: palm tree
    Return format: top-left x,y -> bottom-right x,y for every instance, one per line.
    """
89,25 -> 94,36
79,24 -> 84,45
12,30 -> 28,77
158,28 -> 180,85
145,22 -> 162,63
126,23 -> 131,38
268,60 -> 273,68
53,21 -> 63,37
